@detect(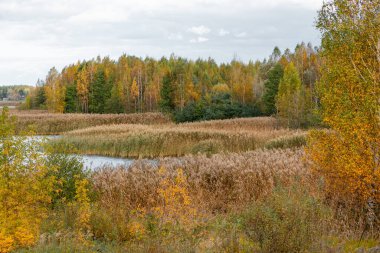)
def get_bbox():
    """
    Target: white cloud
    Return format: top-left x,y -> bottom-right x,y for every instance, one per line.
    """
235,32 -> 247,38
188,25 -> 211,36
190,37 -> 209,43
218,29 -> 230,36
